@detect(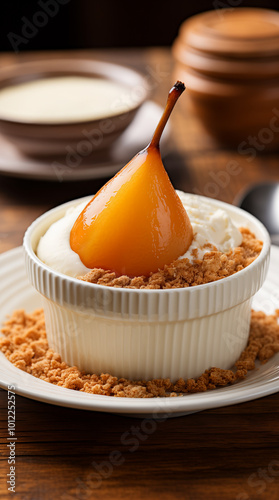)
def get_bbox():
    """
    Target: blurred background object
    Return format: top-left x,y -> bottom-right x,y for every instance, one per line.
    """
0,0 -> 279,181
236,182 -> 279,245
2,0 -> 279,153
0,58 -> 148,156
172,7 -> 279,149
